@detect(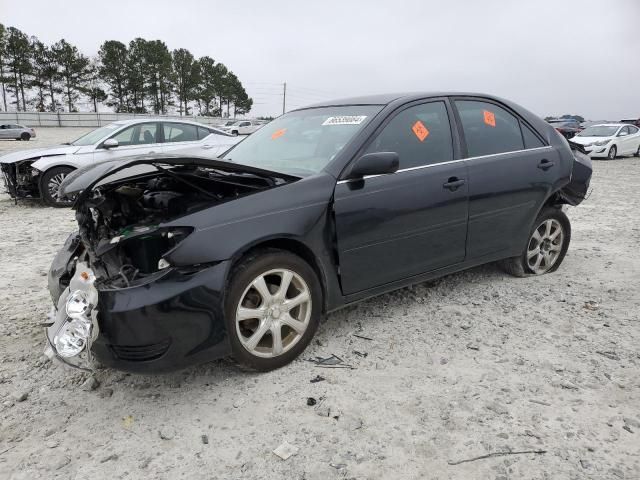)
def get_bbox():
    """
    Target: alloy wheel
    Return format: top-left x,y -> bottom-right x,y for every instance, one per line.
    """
526,219 -> 564,274
47,173 -> 67,200
608,145 -> 616,160
236,268 -> 312,358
